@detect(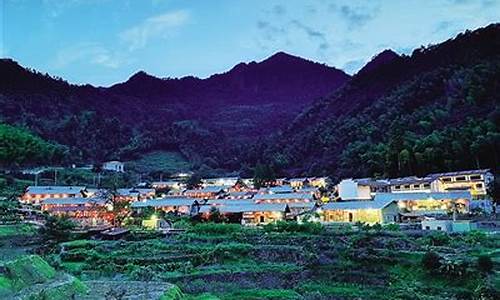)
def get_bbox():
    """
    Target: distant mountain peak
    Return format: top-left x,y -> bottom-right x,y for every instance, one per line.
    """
128,70 -> 158,82
356,49 -> 400,76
